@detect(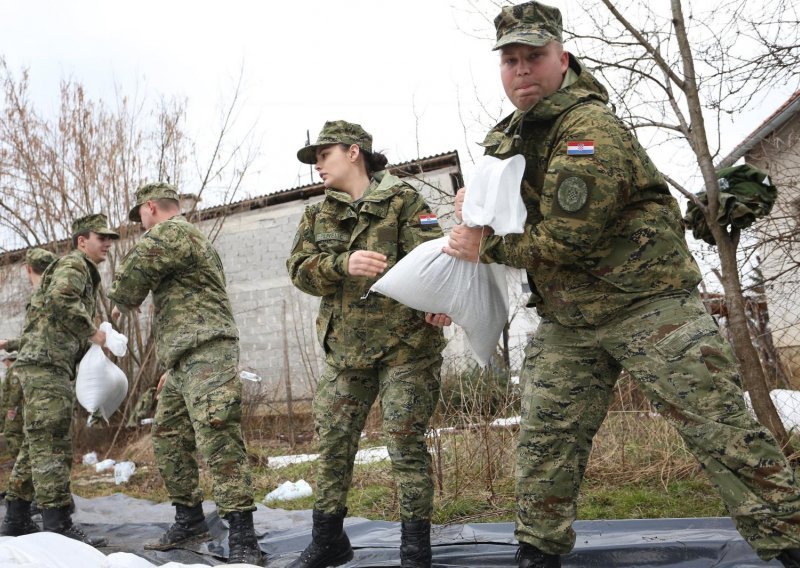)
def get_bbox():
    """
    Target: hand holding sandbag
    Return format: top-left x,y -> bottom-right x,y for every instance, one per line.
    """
76,322 -> 129,424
